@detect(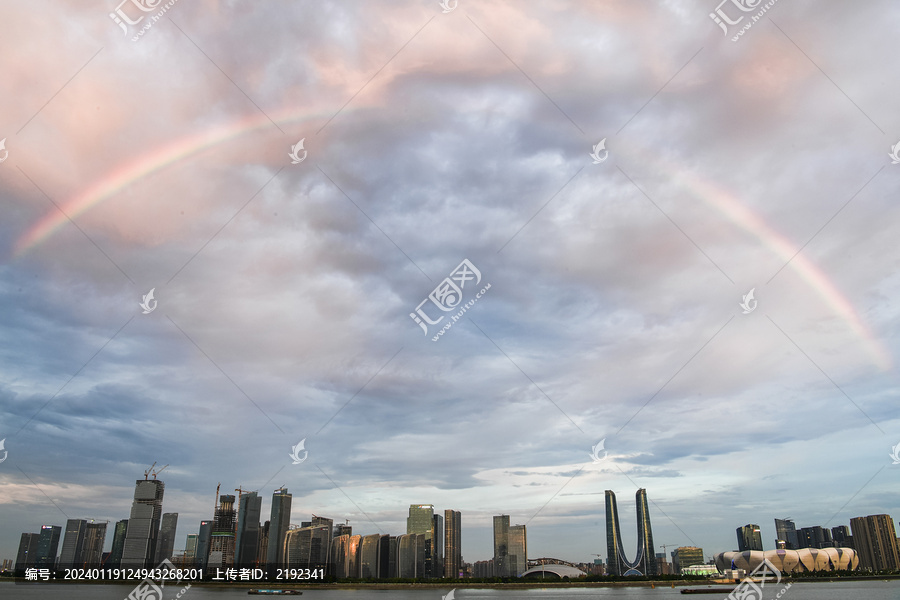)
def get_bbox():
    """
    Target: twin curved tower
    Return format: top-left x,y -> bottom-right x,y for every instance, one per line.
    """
605,489 -> 657,576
